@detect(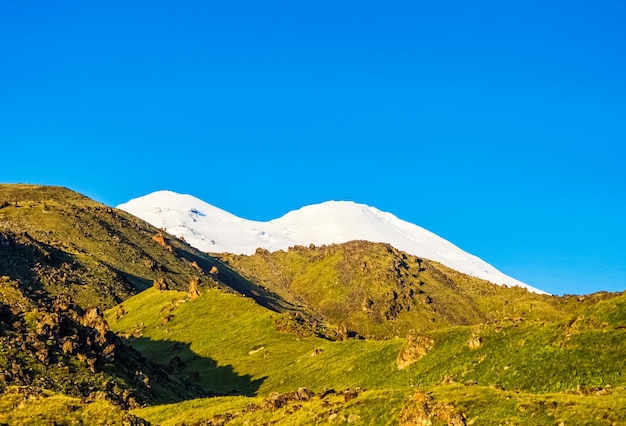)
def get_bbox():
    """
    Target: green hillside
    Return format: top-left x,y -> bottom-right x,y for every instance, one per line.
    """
0,185 -> 235,423
108,286 -> 626,425
216,241 -> 599,338
1,184 -> 625,425
0,184 -> 230,309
